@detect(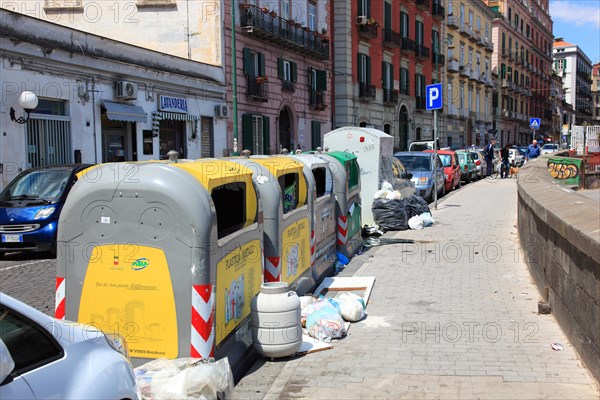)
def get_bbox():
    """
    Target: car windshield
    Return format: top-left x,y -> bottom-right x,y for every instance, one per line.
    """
438,154 -> 452,167
396,156 -> 431,171
0,169 -> 71,202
